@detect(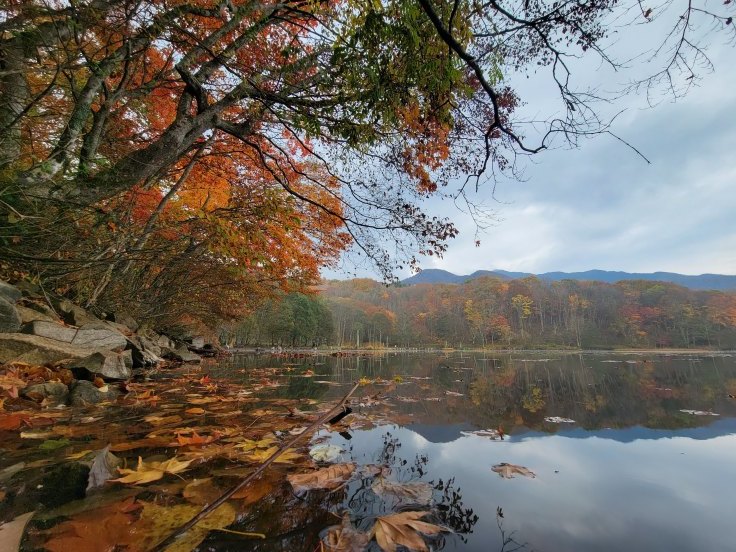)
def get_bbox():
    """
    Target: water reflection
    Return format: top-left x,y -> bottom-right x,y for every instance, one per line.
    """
208,352 -> 736,551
